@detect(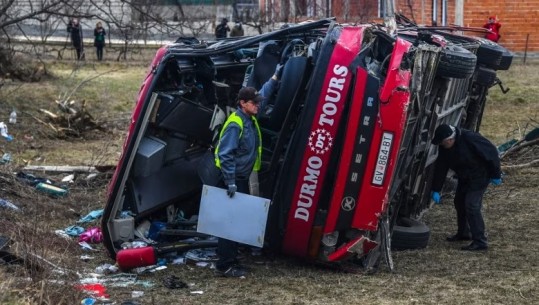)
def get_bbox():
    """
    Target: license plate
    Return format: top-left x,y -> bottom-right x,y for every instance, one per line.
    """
372,132 -> 393,186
